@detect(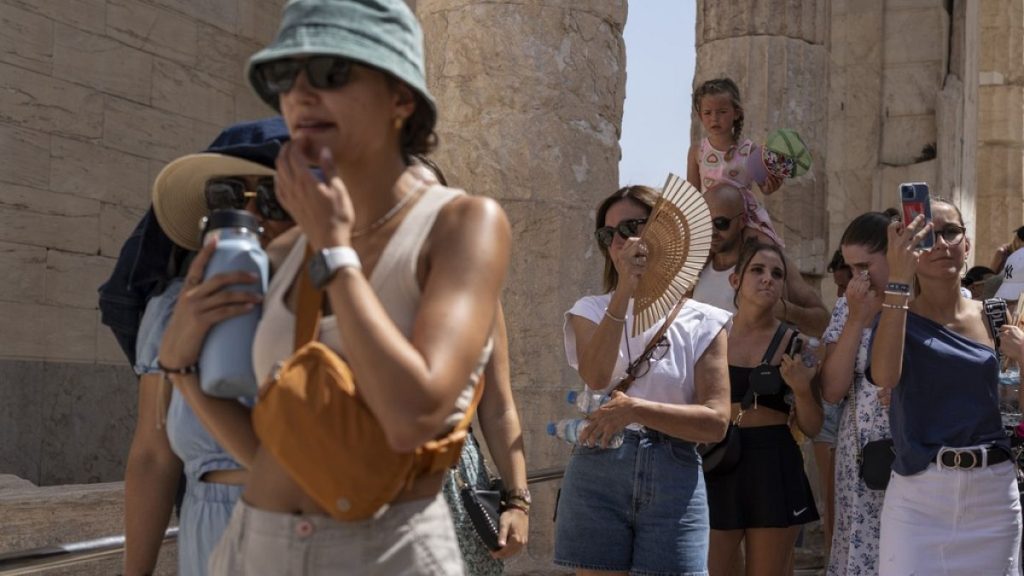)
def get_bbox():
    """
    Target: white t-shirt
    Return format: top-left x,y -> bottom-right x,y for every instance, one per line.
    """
563,295 -> 731,407
692,263 -> 737,314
